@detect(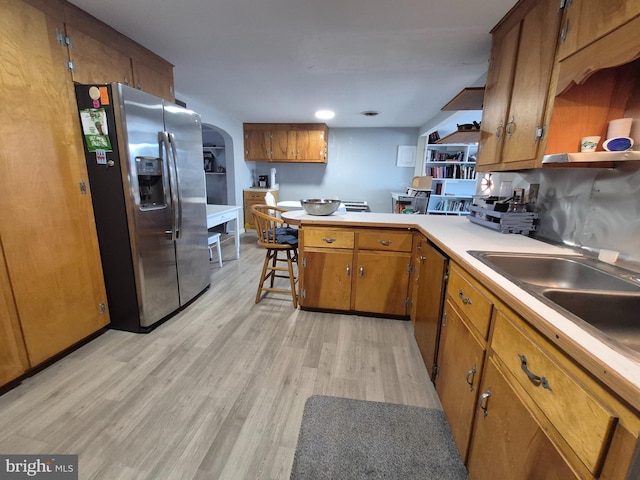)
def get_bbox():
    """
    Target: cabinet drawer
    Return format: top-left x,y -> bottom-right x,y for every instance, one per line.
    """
358,230 -> 412,252
446,265 -> 493,339
303,228 -> 354,249
492,310 -> 617,475
243,191 -> 267,201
